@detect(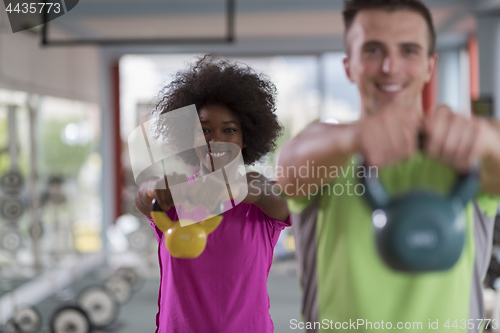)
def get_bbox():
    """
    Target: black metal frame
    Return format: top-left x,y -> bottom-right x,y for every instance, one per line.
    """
41,0 -> 235,46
